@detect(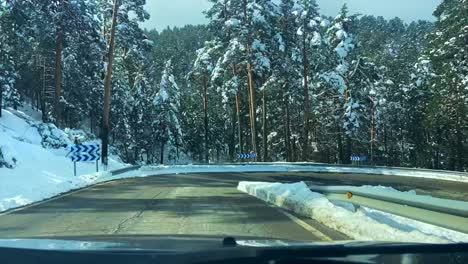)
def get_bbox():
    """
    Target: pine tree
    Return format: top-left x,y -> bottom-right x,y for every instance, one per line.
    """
0,0 -> 22,114
296,0 -> 321,160
190,40 -> 223,163
269,0 -> 299,161
154,60 -> 182,164
425,0 -> 467,171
